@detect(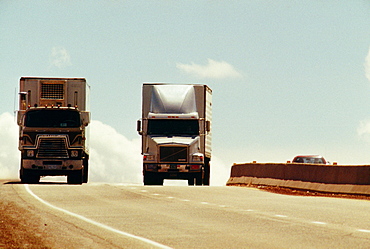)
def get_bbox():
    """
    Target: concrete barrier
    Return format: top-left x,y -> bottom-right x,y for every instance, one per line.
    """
227,163 -> 370,195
